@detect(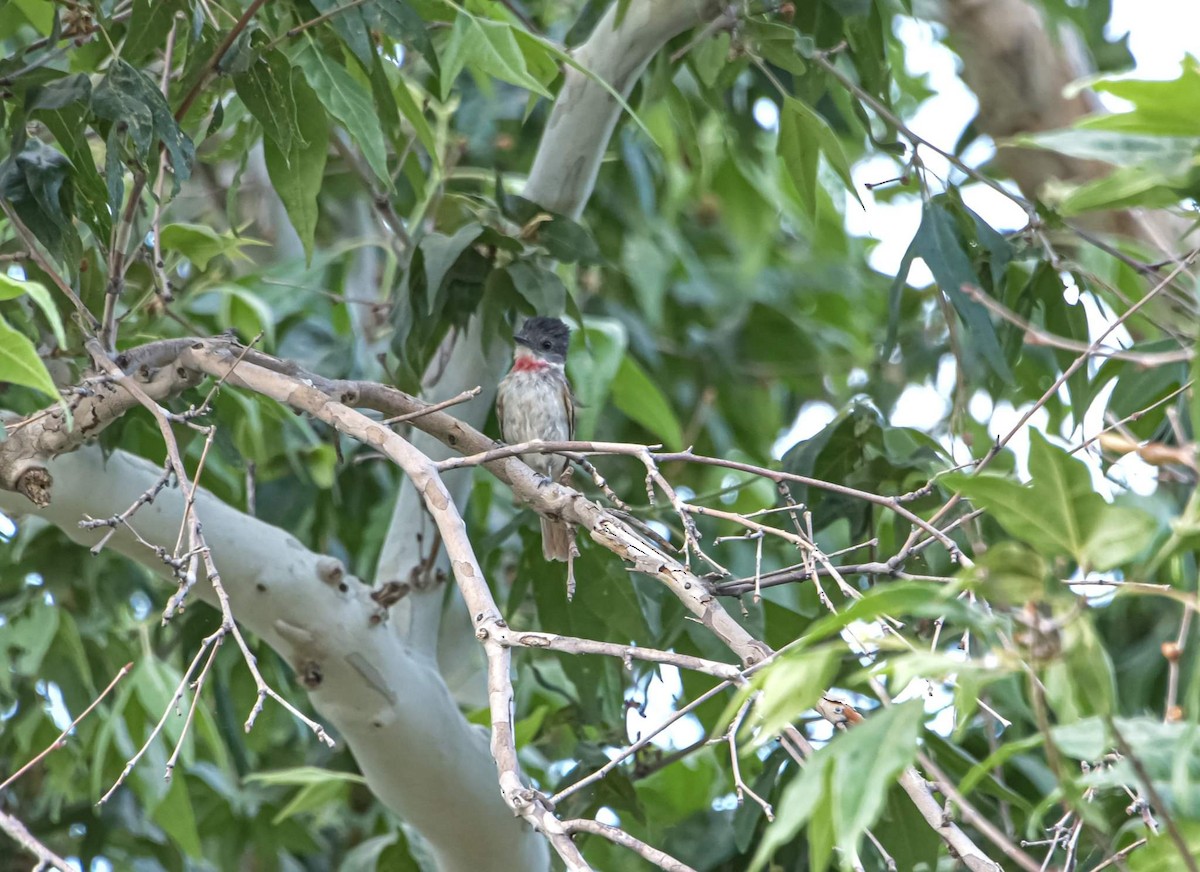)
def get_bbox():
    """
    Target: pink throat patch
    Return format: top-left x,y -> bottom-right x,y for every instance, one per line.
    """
511,355 -> 550,373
